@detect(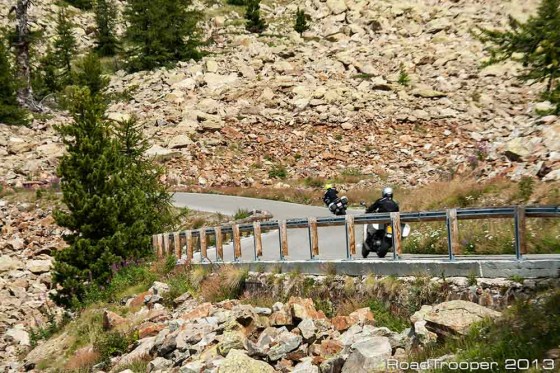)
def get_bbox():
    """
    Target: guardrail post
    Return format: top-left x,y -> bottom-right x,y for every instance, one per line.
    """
345,215 -> 356,258
173,232 -> 181,259
186,230 -> 193,262
446,209 -> 460,260
515,205 -> 527,260
308,217 -> 319,259
157,234 -> 164,258
391,212 -> 401,259
253,222 -> 262,260
233,224 -> 241,261
279,220 -> 288,260
163,233 -> 170,256
199,228 -> 207,261
215,226 -> 223,262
